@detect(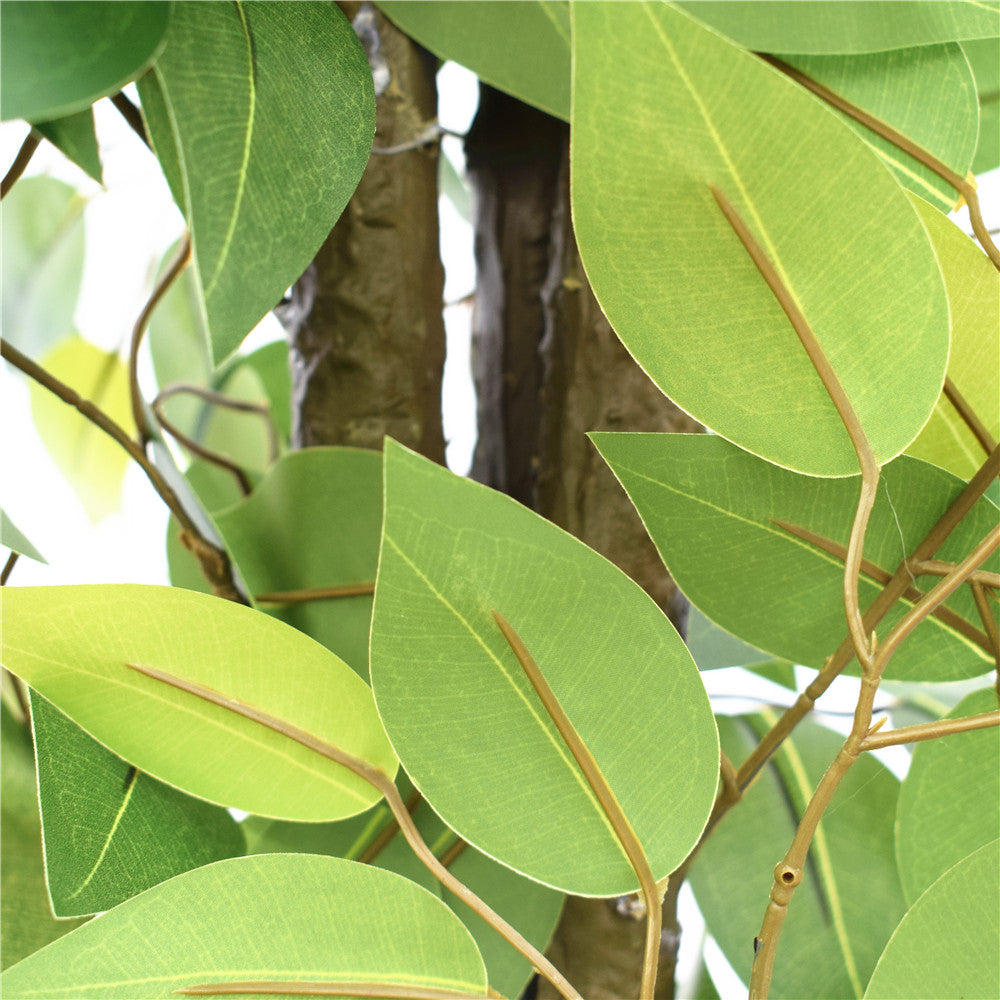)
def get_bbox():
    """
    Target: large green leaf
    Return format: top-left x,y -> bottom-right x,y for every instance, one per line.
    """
677,2 -> 1000,54
379,1 -> 571,119
964,38 -> 1000,173
1,176 -> 86,357
31,693 -> 245,918
137,2 -> 375,363
0,511 -> 46,564
213,448 -> 382,675
777,45 -> 978,212
894,688 -> 1000,905
572,2 -> 949,477
0,855 -> 488,999
0,1 -> 168,122
371,440 -> 719,896
906,197 -> 1000,480
864,840 -> 1000,999
689,713 -> 906,1000
33,109 -> 103,183
593,433 -> 999,681
1,585 -> 397,821
0,705 -> 86,970
28,336 -> 134,522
